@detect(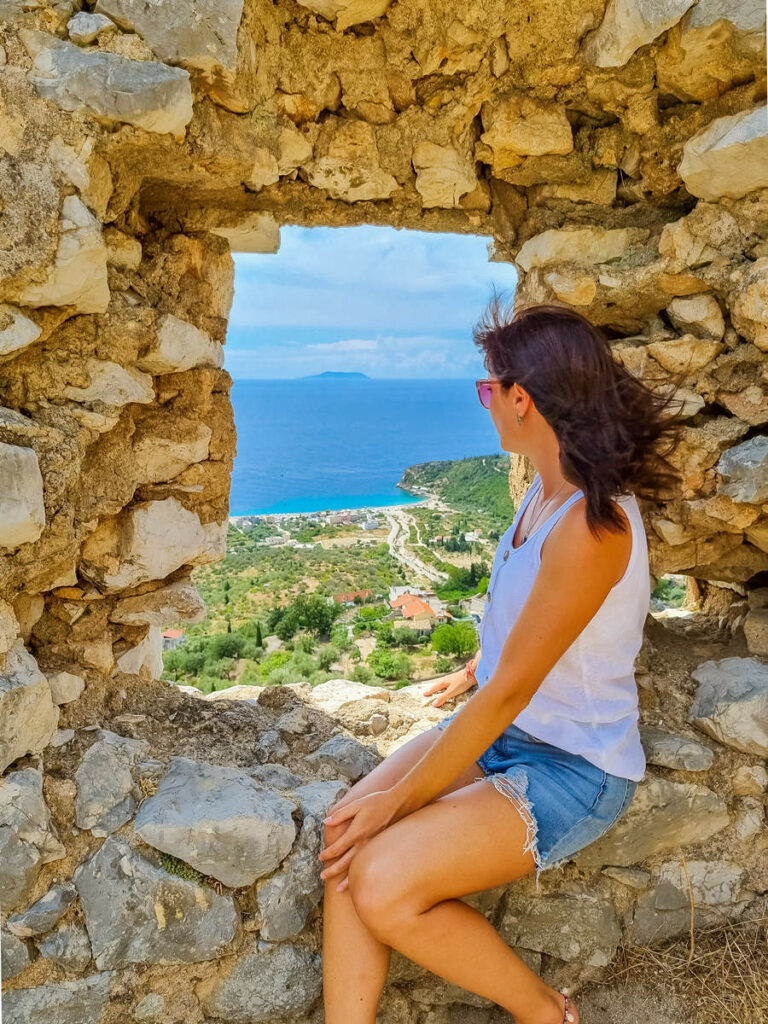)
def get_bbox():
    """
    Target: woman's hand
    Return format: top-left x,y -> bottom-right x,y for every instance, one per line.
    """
422,666 -> 476,708
319,789 -> 401,892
